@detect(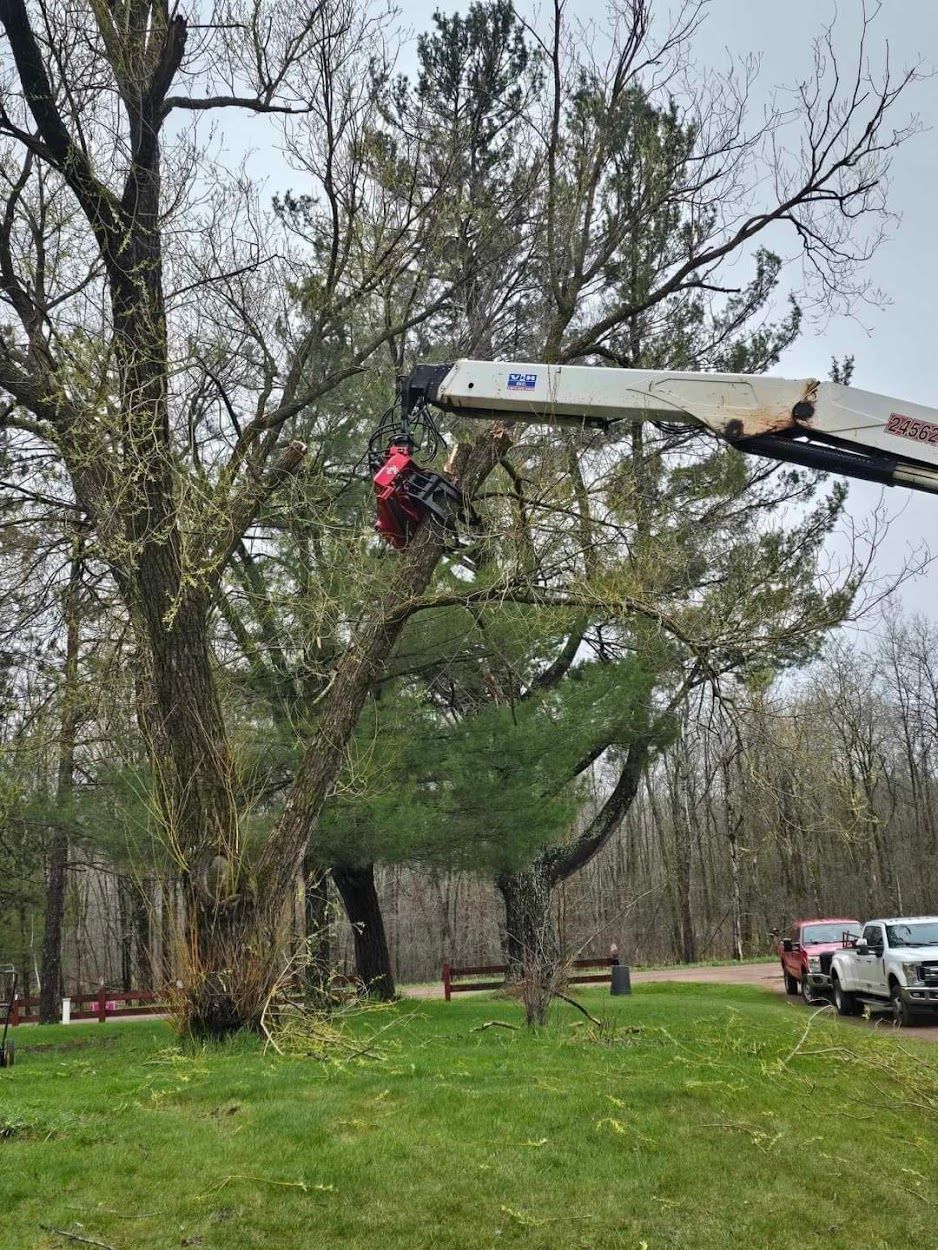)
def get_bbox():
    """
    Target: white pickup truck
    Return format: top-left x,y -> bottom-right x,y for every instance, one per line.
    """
829,916 -> 938,1025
